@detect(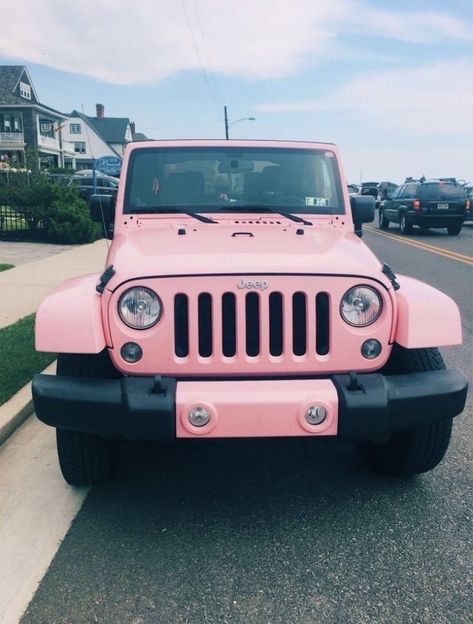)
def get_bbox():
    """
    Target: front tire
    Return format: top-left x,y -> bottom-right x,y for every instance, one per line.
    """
56,429 -> 112,487
399,214 -> 412,235
55,352 -> 119,486
360,346 -> 453,476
